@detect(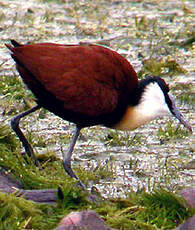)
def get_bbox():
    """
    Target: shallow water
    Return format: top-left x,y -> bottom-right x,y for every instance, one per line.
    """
0,0 -> 194,197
